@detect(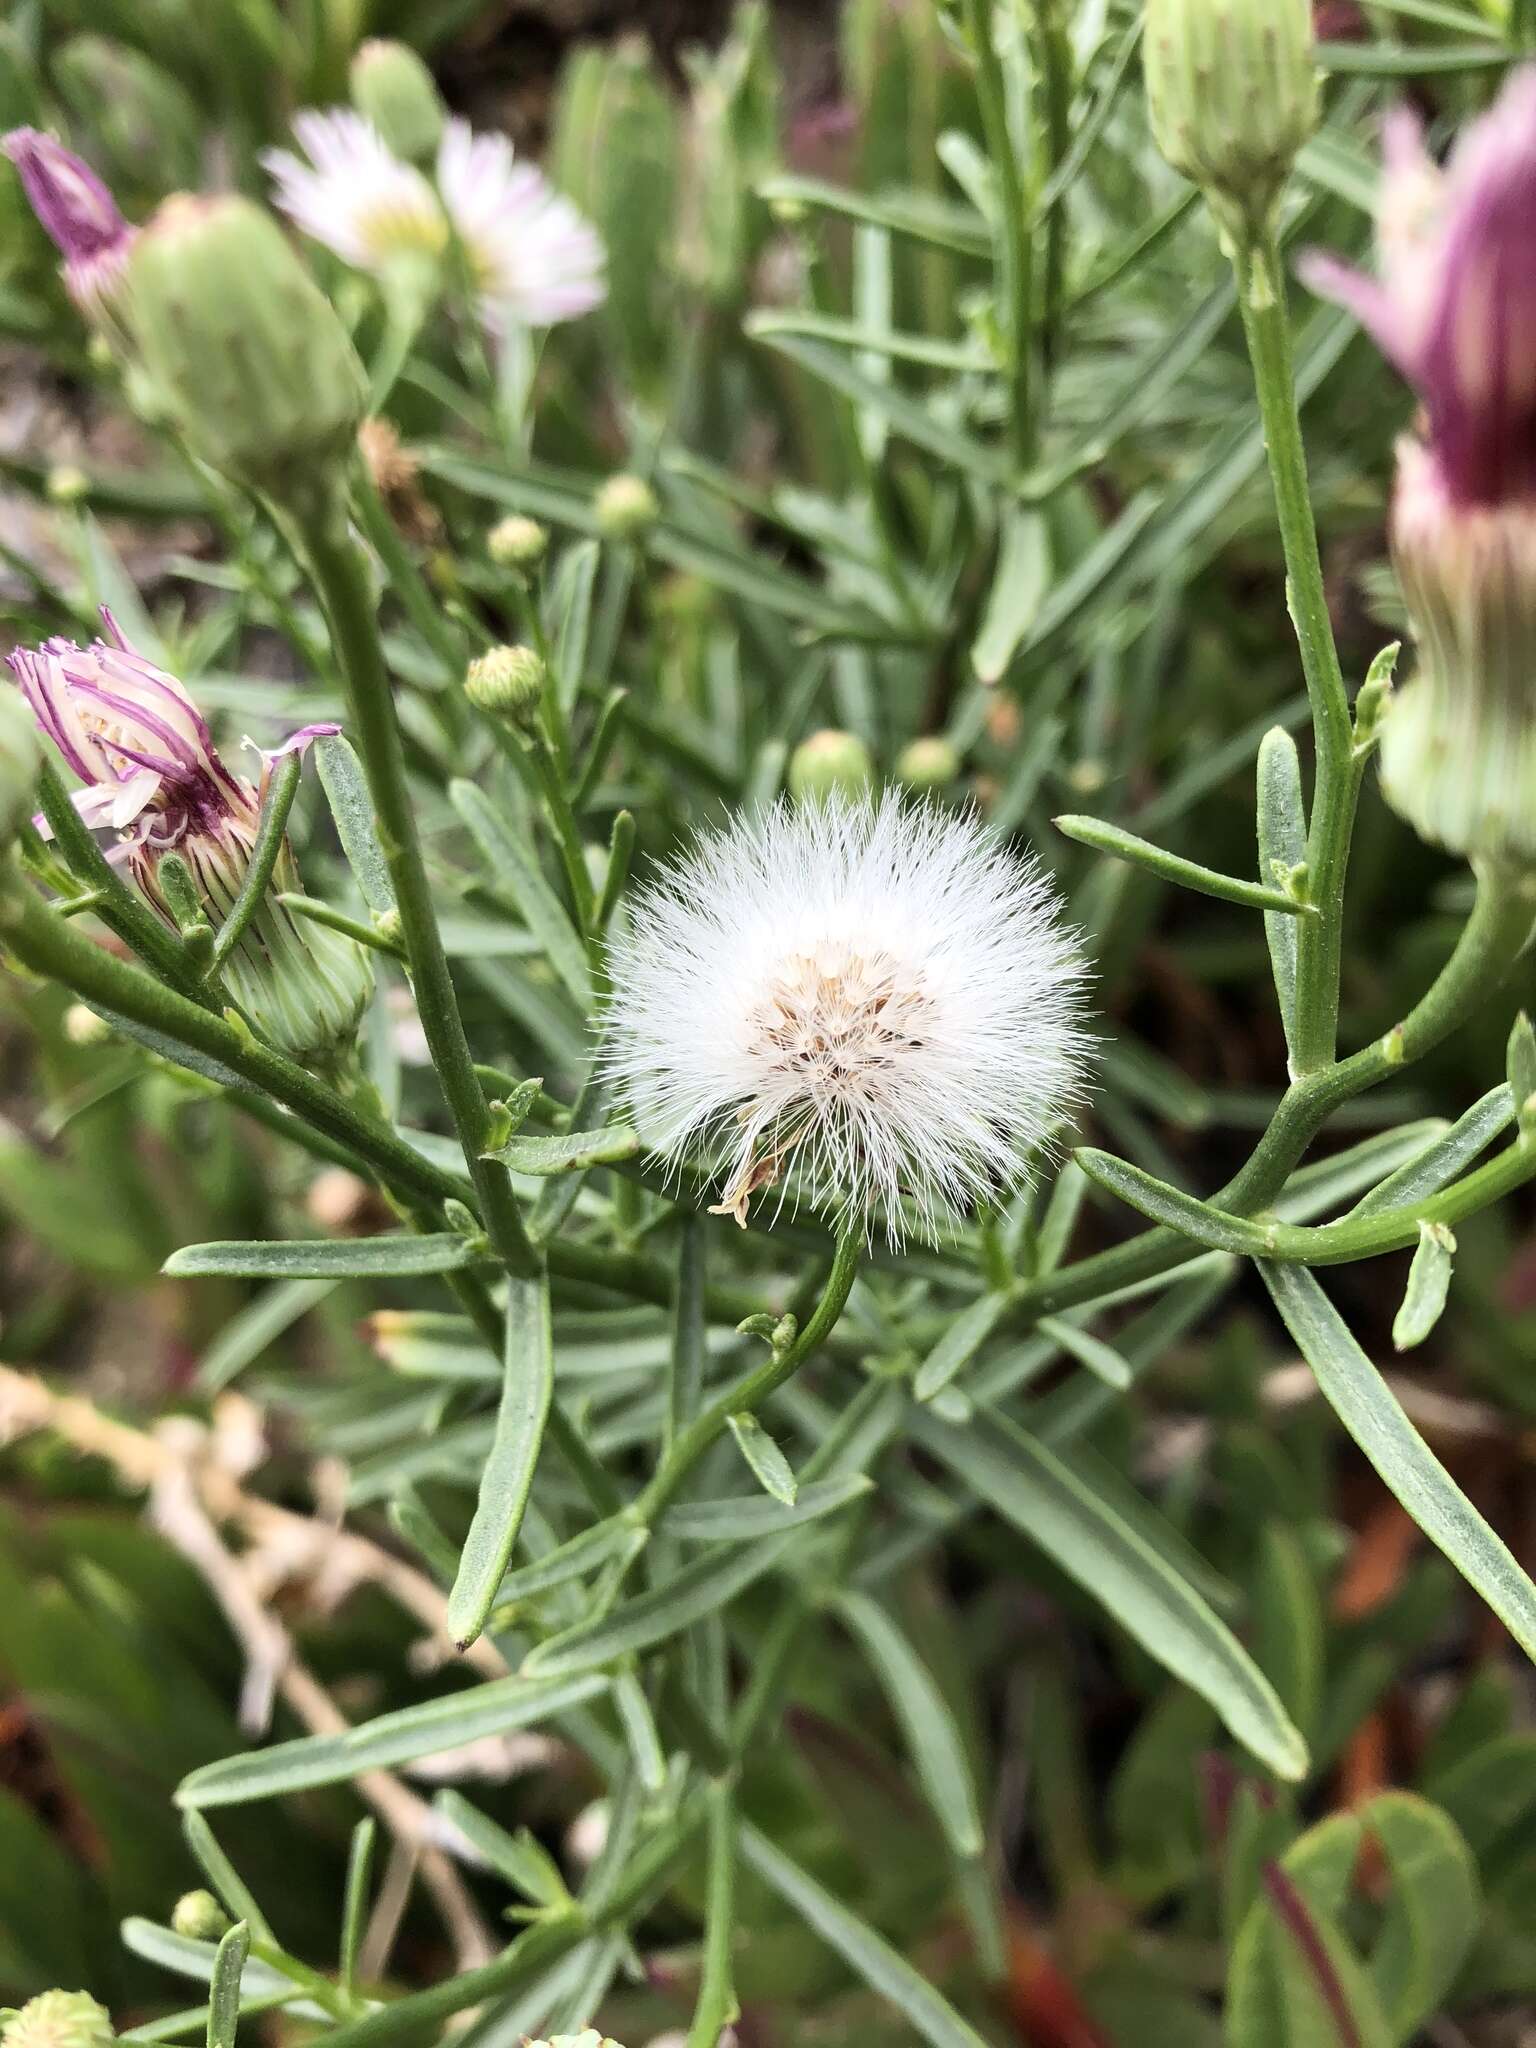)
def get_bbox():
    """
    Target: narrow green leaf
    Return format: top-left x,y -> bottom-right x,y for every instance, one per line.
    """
207,1922 -> 249,2048
1392,1221 -> 1455,1352
1344,1086 -> 1510,1218
431,1790 -> 570,1907
448,1272 -> 554,1650
838,1591 -> 984,1859
196,1277 -> 336,1393
165,1235 -> 485,1280
181,1813 -> 274,1945
754,173 -> 992,255
613,1669 -> 668,1793
496,1517 -> 641,1601
740,1825 -> 993,2048
1259,1261 -> 1536,1664
664,1473 -> 873,1541
338,1820 -> 375,1998
522,1536 -> 794,1679
972,508 -> 1051,684
1056,814 -> 1312,916
1036,1314 -> 1132,1390
209,752 -> 303,974
727,1411 -> 798,1505
451,779 -> 591,1006
913,1409 -> 1308,1780
1509,1012 -> 1536,1134
549,538 -> 599,714
1075,1148 -> 1267,1254
1257,726 -> 1307,1059
176,1673 -> 607,1806
914,1290 -> 1011,1402
487,1125 -> 639,1174
314,735 -> 395,914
